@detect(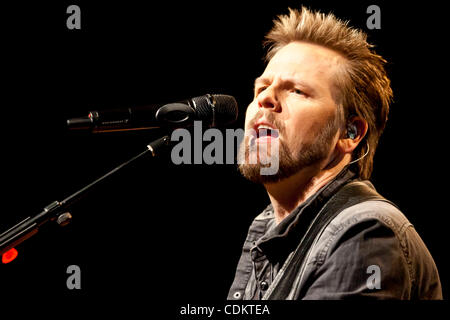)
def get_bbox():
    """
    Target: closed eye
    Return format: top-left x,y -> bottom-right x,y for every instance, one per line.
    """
255,86 -> 268,96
